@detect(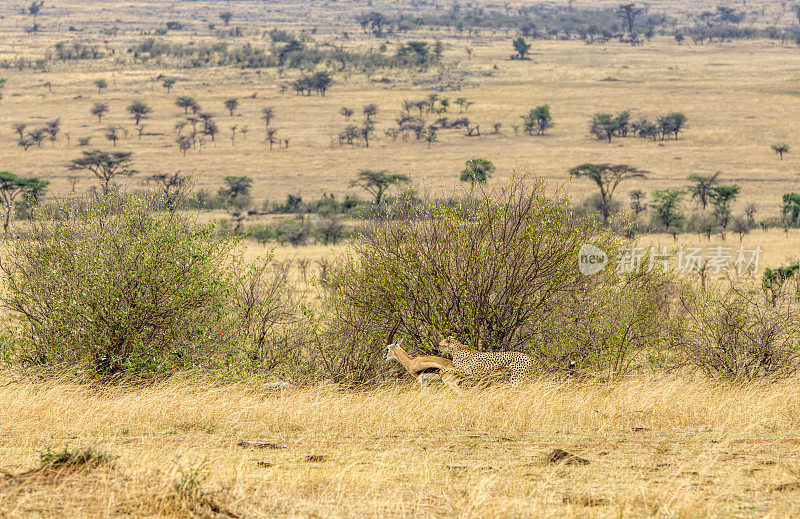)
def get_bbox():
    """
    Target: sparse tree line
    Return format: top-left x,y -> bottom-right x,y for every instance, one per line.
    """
571,167 -> 800,241
126,33 -> 441,73
13,24 -> 444,75
13,80 -> 689,156
590,110 -> 687,142
362,3 -> 800,47
365,3 -> 664,44
11,136 -> 794,247
333,99 -> 687,149
13,76 -> 301,156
